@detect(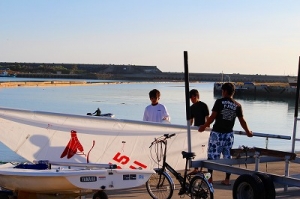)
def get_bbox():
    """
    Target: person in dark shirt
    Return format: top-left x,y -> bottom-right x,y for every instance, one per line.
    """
190,89 -> 209,126
189,89 -> 209,174
93,108 -> 101,116
199,82 -> 253,185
